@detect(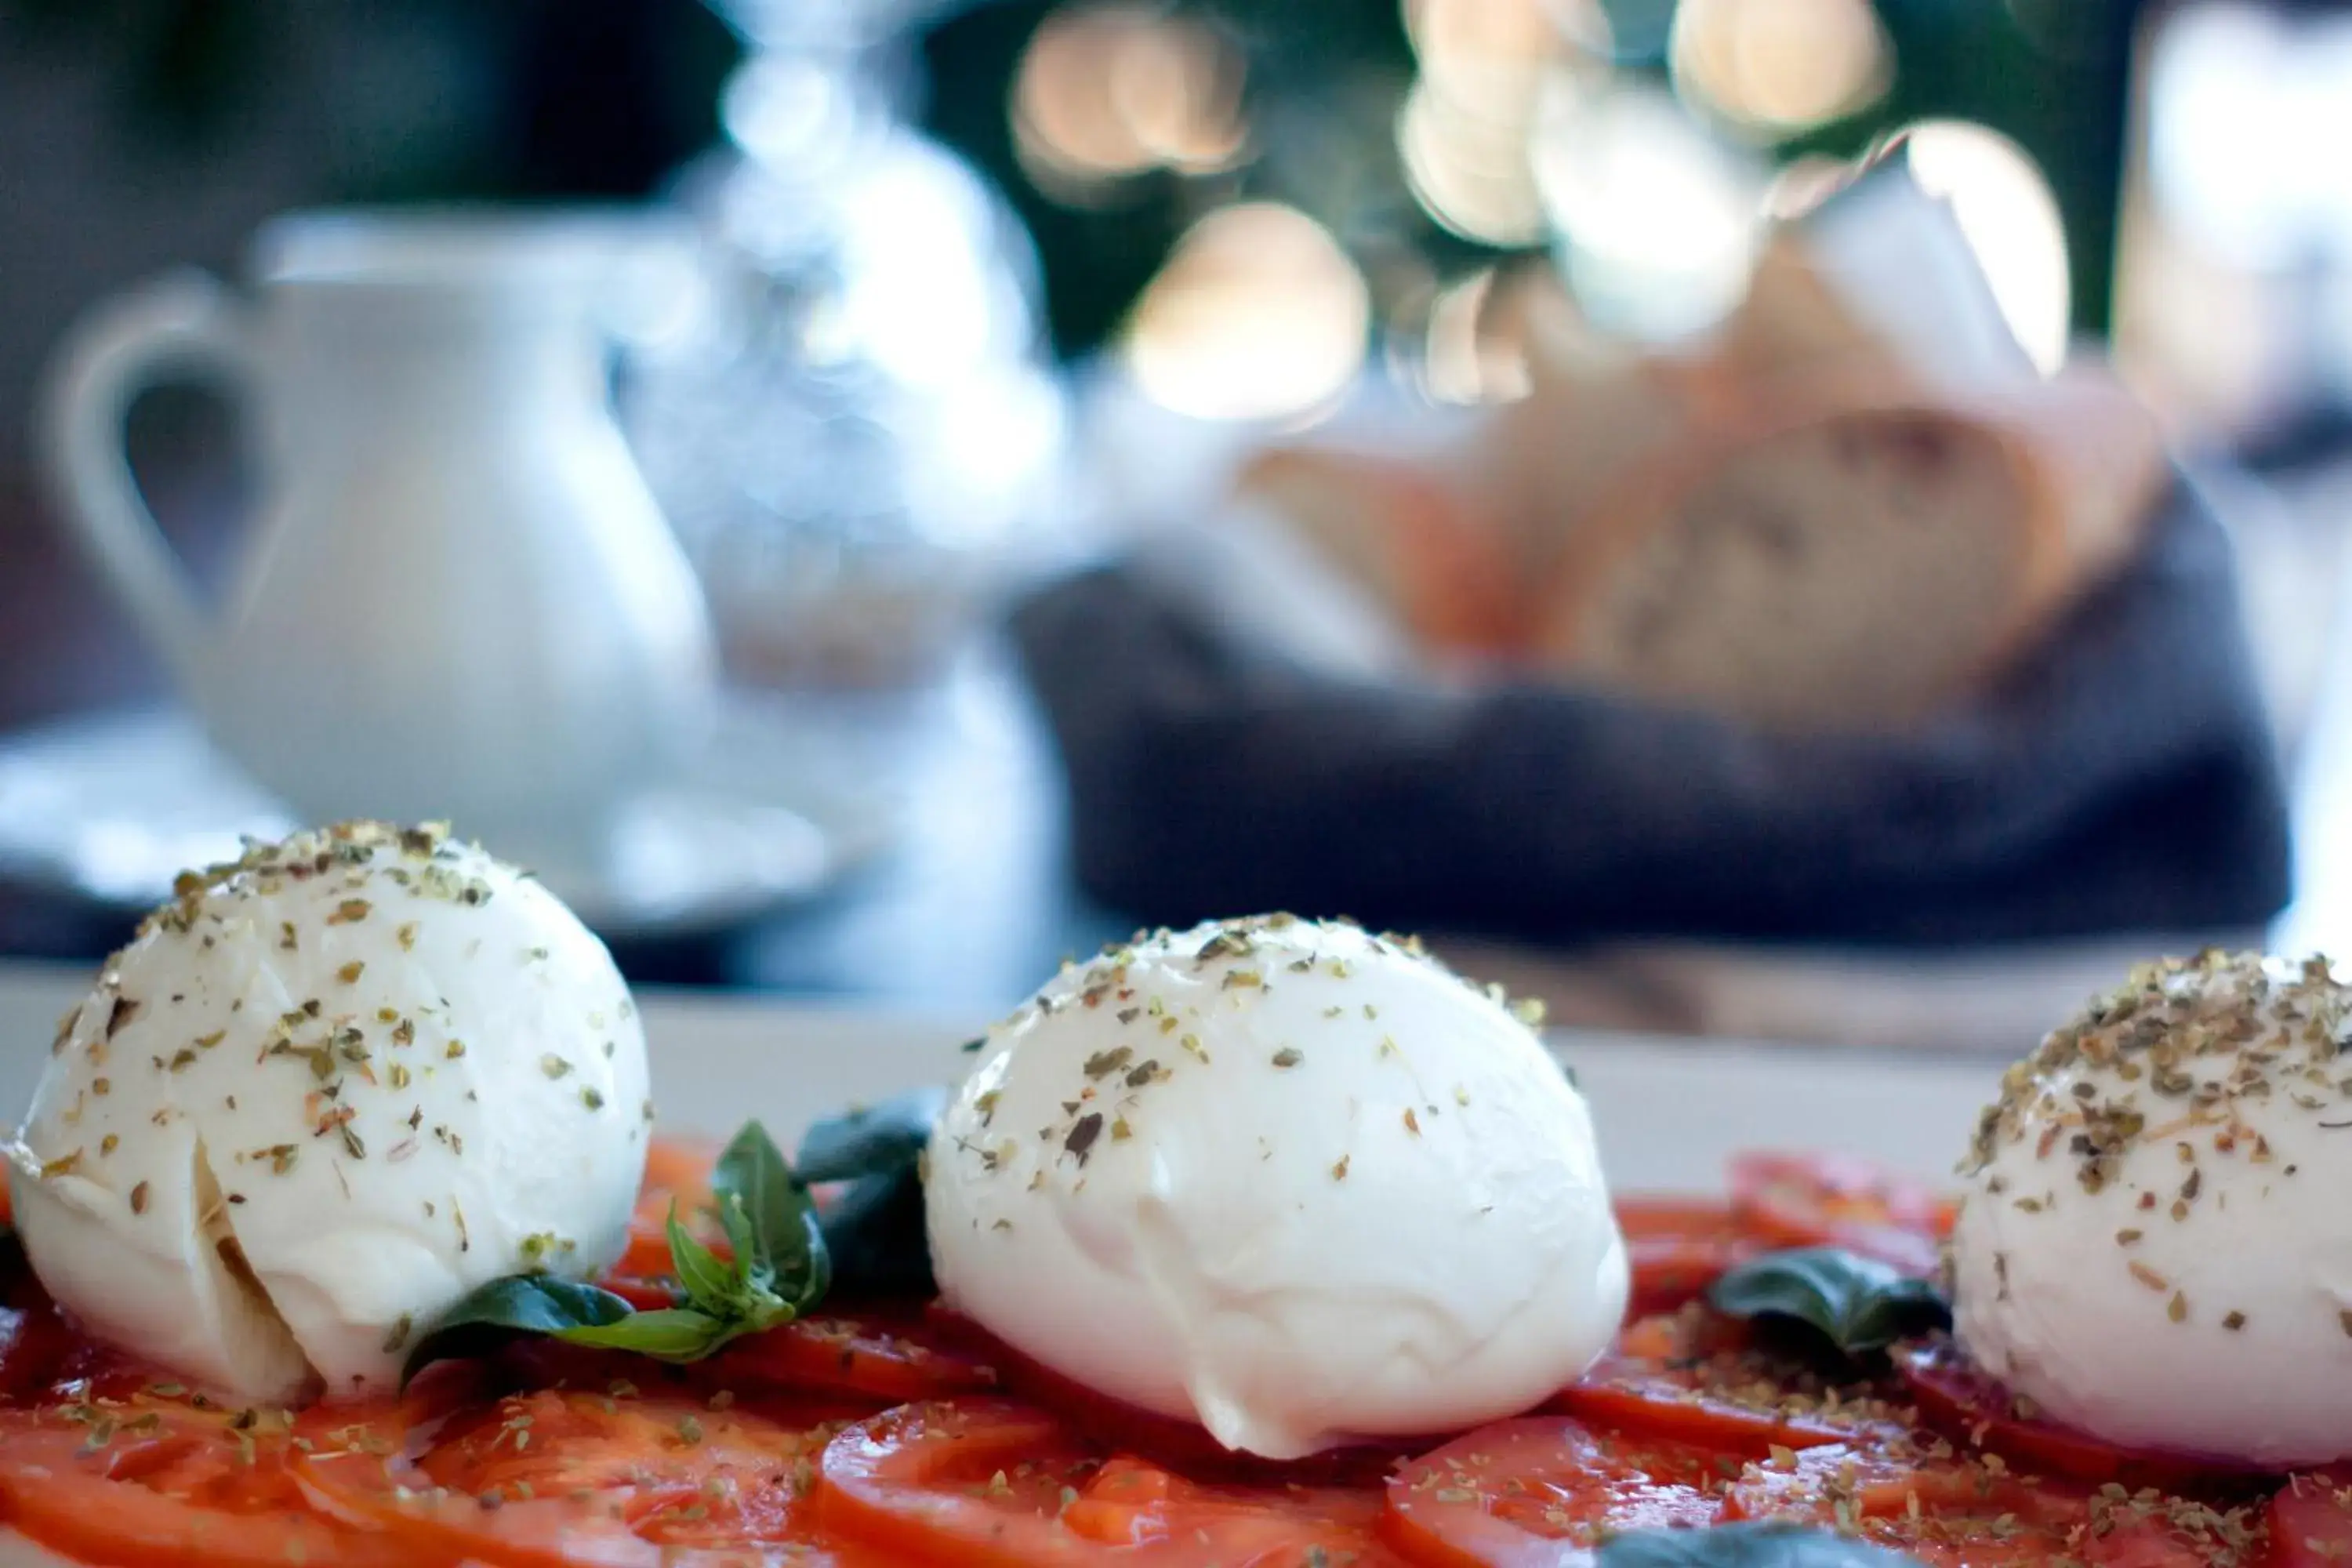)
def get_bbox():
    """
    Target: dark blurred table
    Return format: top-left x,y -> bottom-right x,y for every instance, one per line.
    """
0,471 -> 1125,1010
